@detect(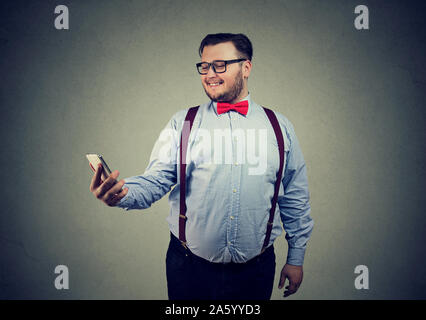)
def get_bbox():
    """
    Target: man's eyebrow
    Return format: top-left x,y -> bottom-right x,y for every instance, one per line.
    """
199,60 -> 225,63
